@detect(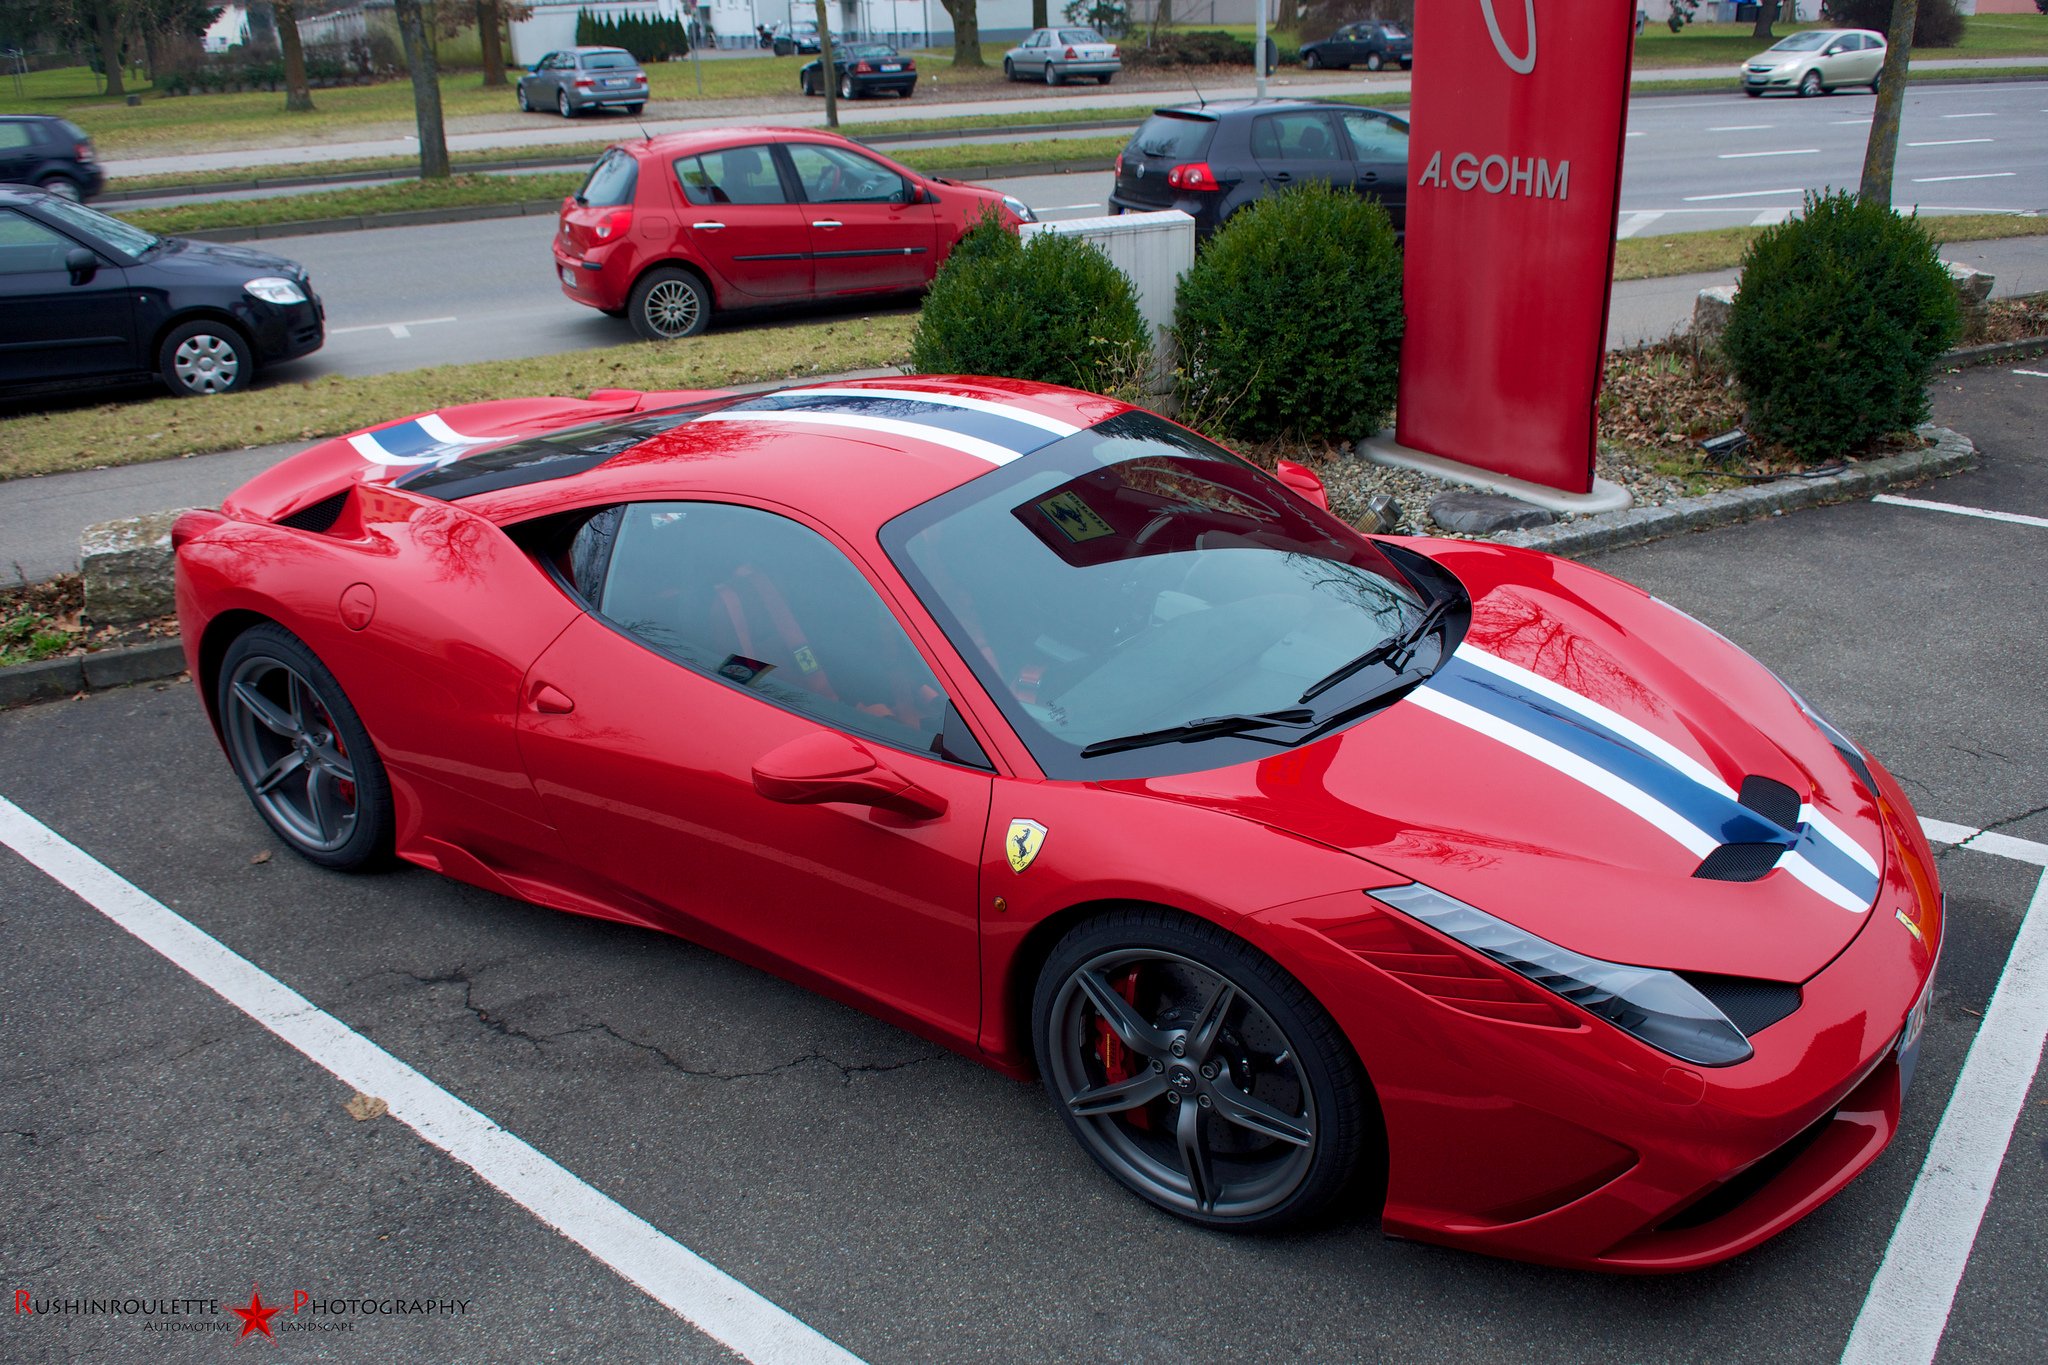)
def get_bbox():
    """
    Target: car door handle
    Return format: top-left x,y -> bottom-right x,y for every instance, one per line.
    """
528,683 -> 575,715
692,222 -> 726,231
1271,172 -> 1294,183
1360,171 -> 1379,183
811,220 -> 842,229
